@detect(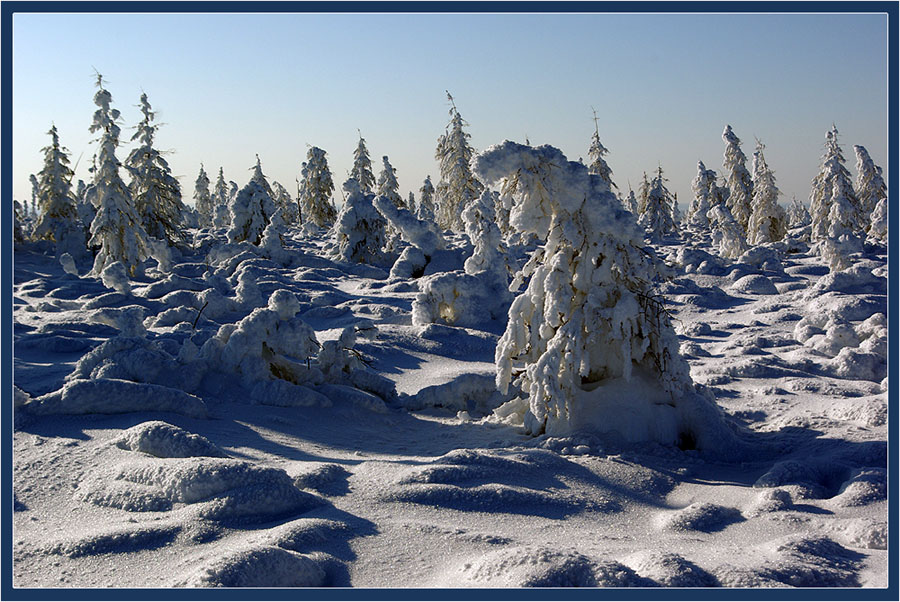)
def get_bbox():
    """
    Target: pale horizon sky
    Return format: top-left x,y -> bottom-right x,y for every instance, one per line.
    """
12,10 -> 889,211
